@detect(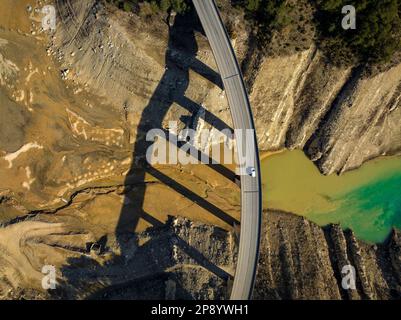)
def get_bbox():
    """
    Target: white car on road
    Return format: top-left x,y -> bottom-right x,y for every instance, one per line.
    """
247,167 -> 256,178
